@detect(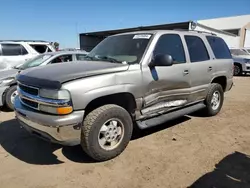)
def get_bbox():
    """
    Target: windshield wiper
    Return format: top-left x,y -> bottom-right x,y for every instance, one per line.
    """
95,55 -> 121,63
